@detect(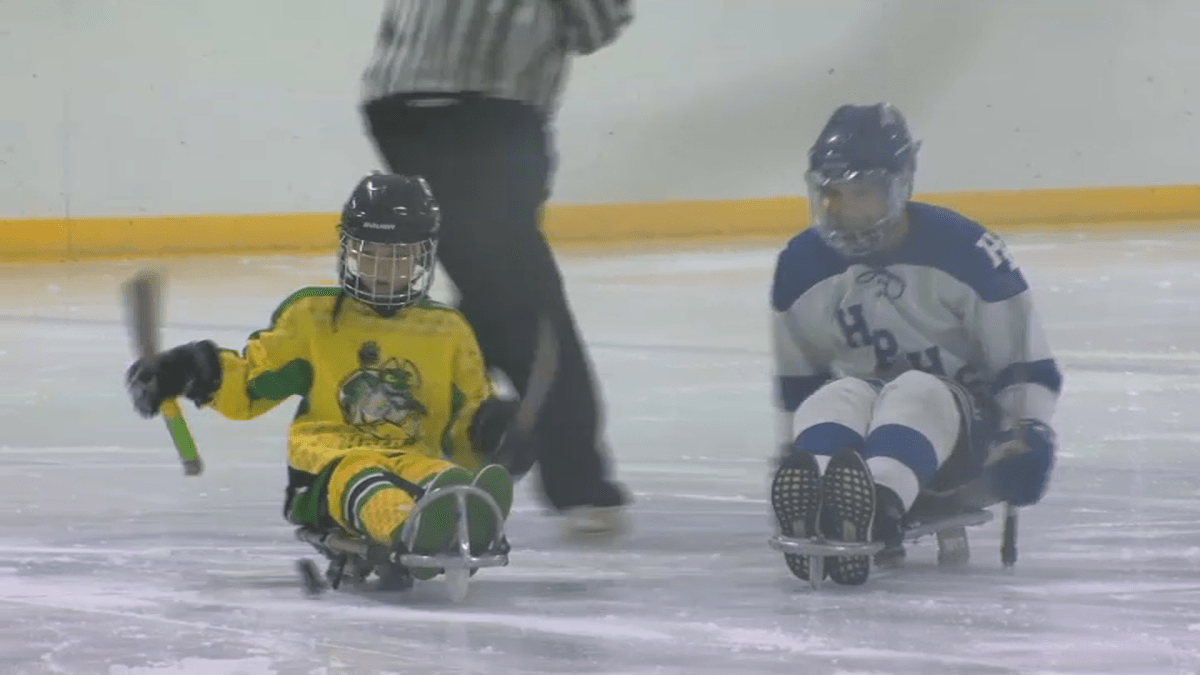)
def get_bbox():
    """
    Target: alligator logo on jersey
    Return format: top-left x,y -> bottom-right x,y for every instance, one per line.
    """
337,341 -> 427,443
